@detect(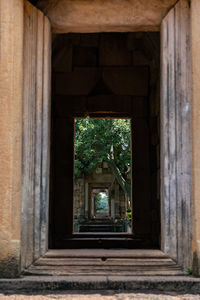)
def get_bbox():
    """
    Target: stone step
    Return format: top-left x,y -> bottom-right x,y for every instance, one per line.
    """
79,224 -> 122,232
1,276 -> 200,293
43,249 -> 169,259
25,249 -> 185,277
34,257 -> 176,266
